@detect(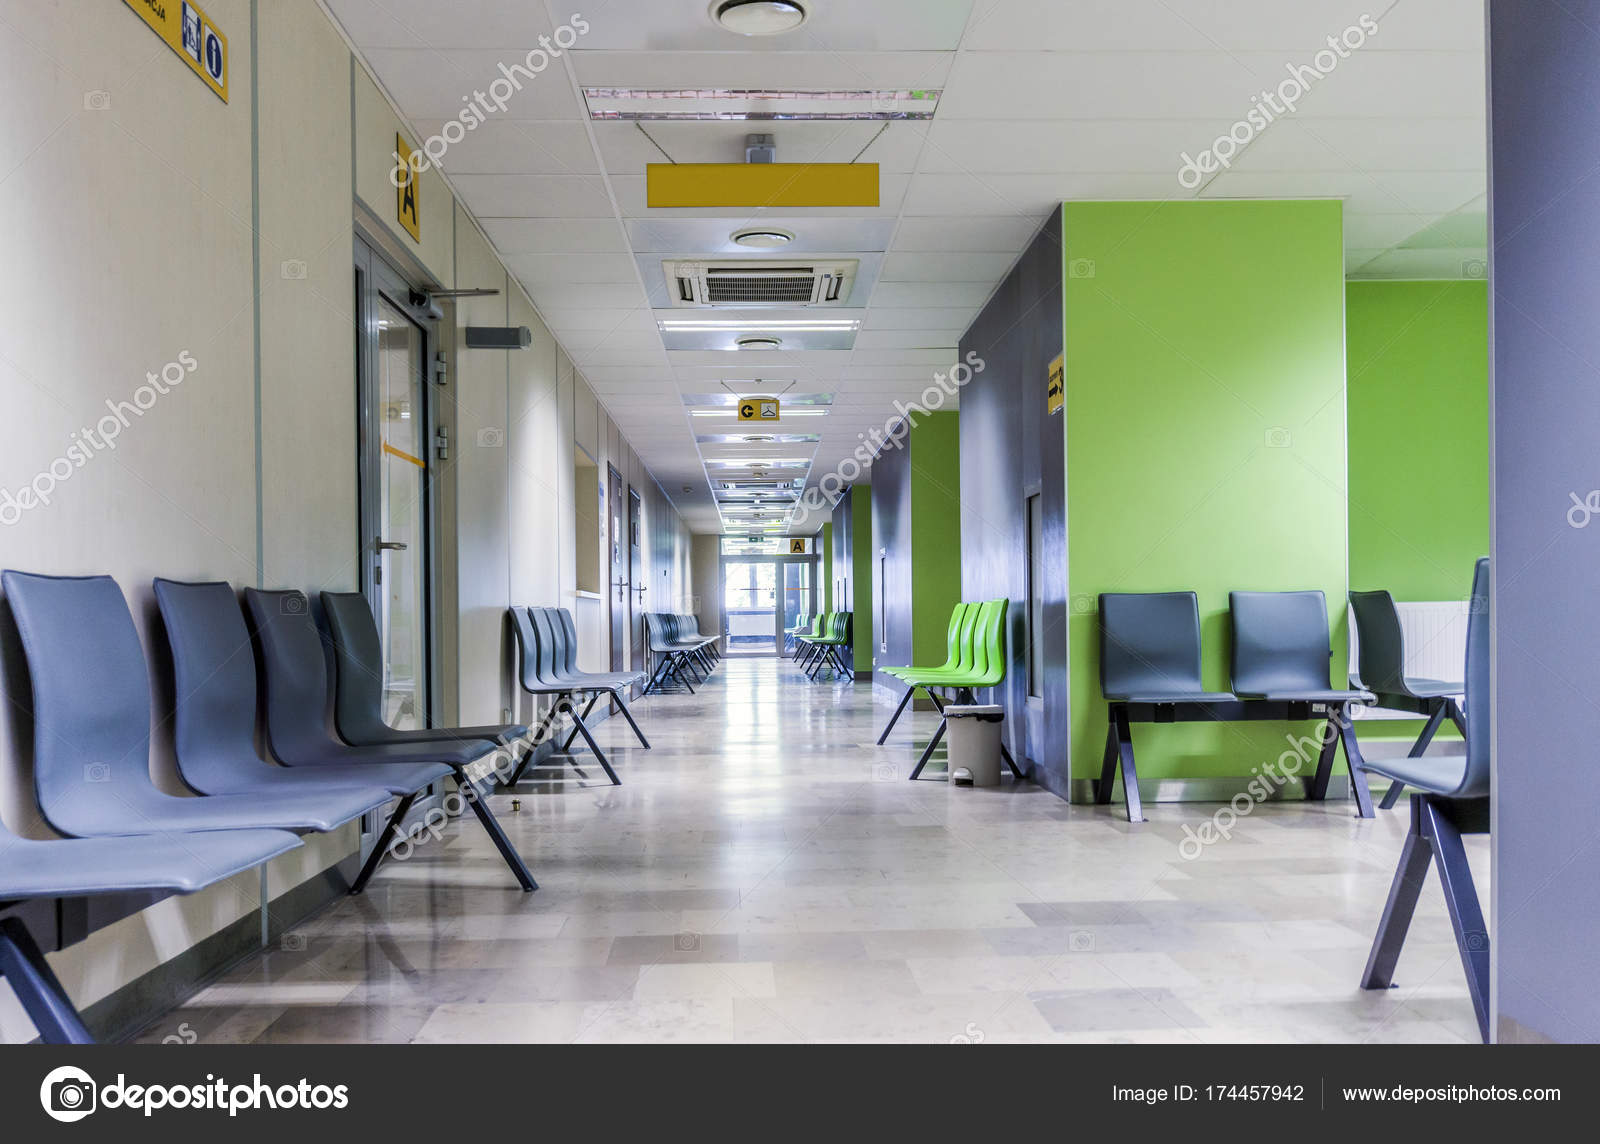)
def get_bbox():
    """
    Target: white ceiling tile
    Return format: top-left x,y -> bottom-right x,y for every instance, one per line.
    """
451,174 -> 617,217
504,253 -> 641,284
570,1 -> 974,52
537,308 -> 657,332
921,119 -> 1242,174
1201,170 -> 1484,215
482,218 -> 631,255
1231,118 -> 1485,173
880,252 -> 1018,282
627,216 -> 897,255
328,0 -> 557,47
1342,214 -> 1437,250
410,120 -> 600,176
526,282 -> 652,310
360,49 -> 582,120
1348,248 -> 1489,280
1295,51 -> 1485,119
593,120 -> 927,174
571,50 -> 954,90
868,281 -> 997,308
891,215 -> 1041,252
